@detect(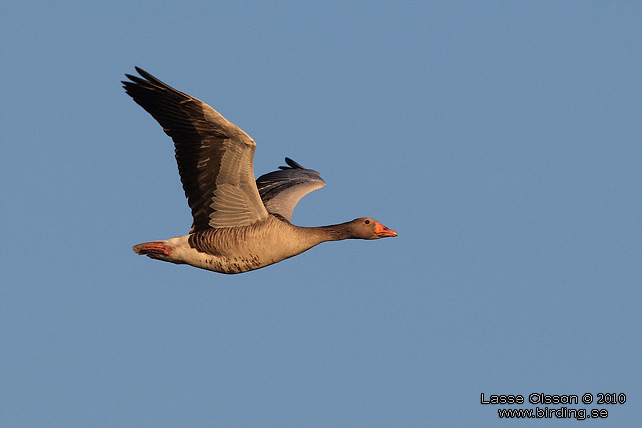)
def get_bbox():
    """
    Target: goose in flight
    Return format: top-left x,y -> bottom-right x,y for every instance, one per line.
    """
123,67 -> 397,274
